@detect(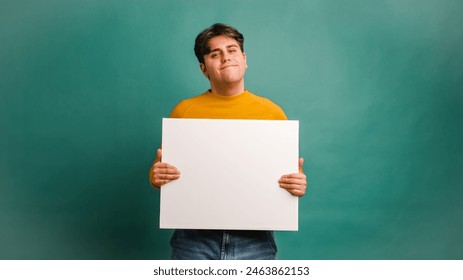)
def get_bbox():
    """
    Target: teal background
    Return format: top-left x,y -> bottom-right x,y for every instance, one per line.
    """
1,0 -> 462,259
